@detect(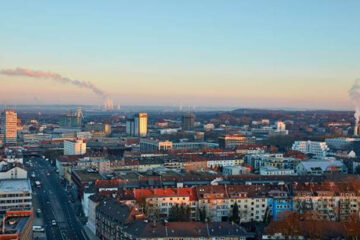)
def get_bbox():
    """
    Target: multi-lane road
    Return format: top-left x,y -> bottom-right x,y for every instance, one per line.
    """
30,157 -> 87,240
